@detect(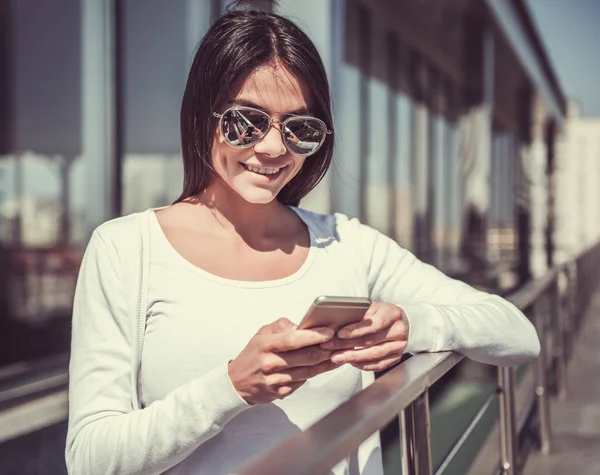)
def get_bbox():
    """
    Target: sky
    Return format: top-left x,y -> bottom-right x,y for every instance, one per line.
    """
526,0 -> 600,117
